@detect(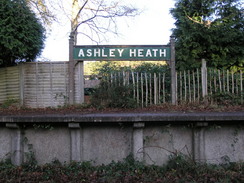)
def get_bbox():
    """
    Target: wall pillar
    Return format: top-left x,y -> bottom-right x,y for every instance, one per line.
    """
193,122 -> 208,162
6,123 -> 23,165
69,123 -> 81,162
133,123 -> 145,161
